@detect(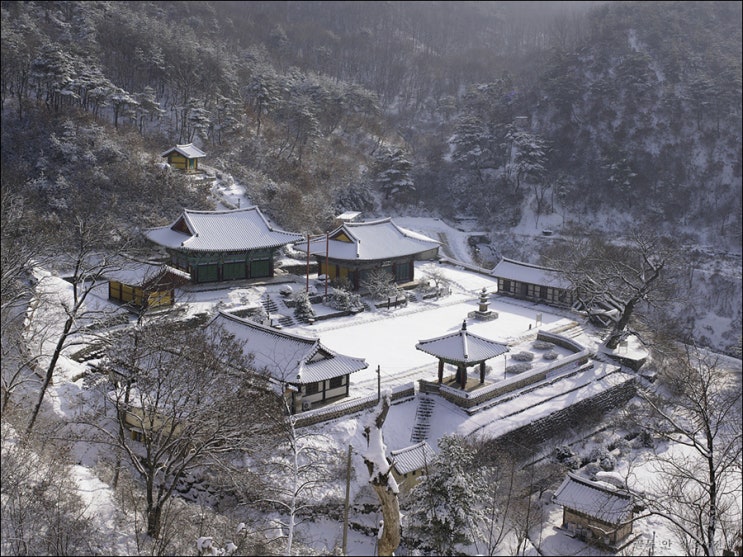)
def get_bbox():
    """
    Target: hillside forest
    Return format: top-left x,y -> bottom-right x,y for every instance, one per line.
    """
1,3 -> 742,556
